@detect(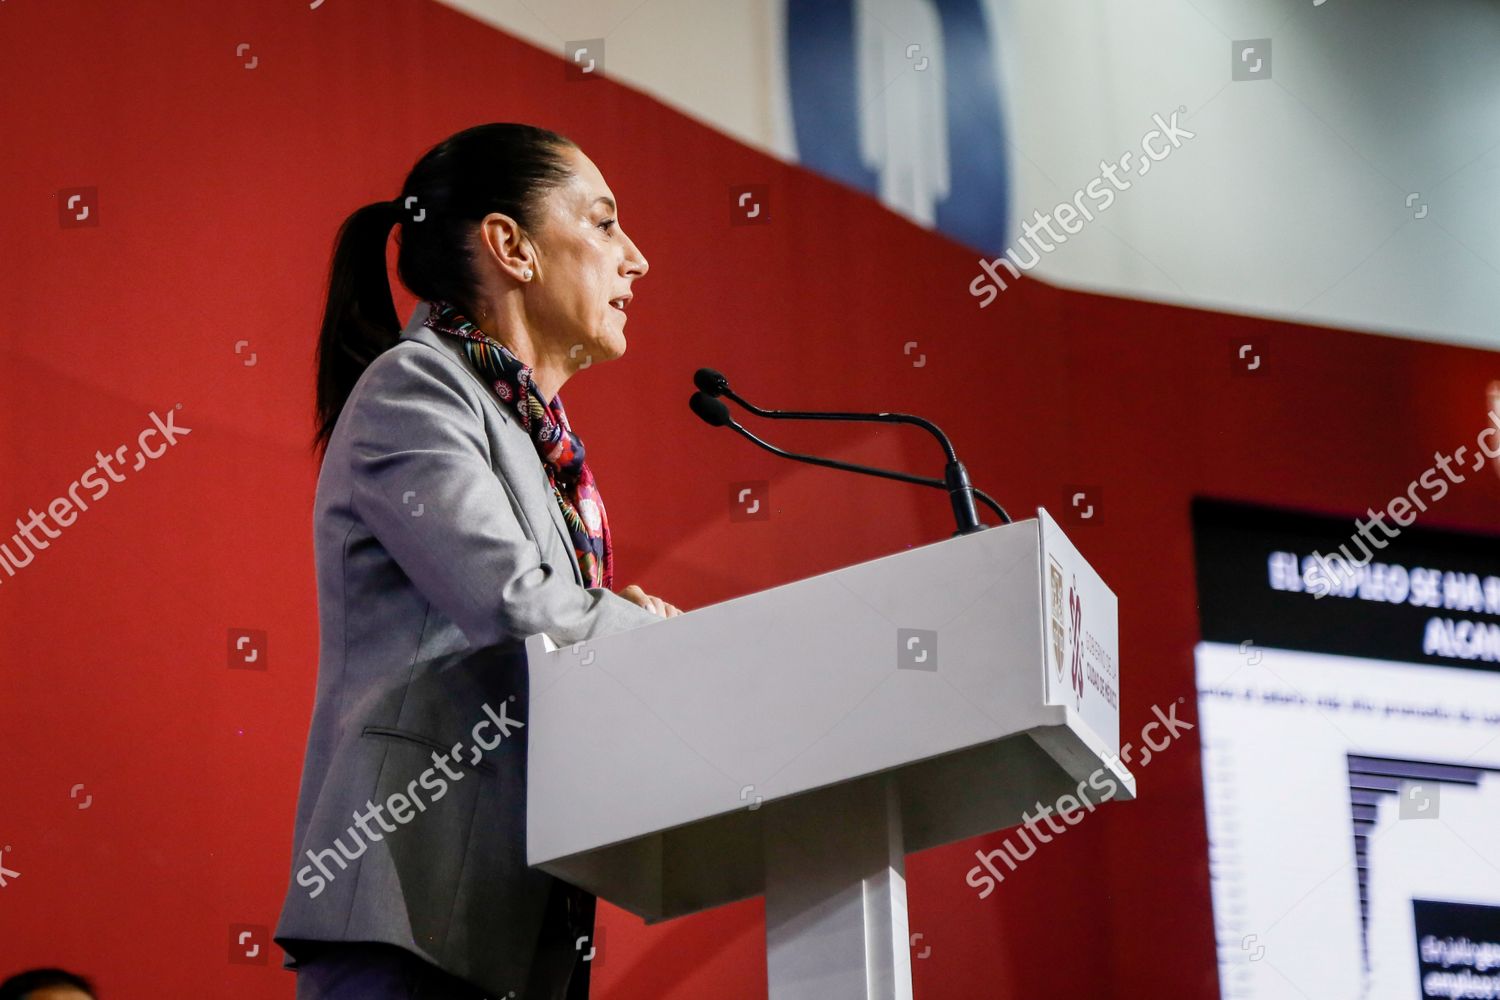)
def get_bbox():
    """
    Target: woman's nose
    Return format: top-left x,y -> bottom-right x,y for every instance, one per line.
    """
622,235 -> 648,278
